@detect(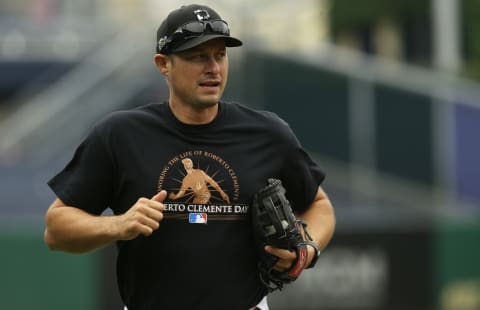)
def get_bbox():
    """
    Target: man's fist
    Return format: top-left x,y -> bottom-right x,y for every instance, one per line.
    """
115,190 -> 167,240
